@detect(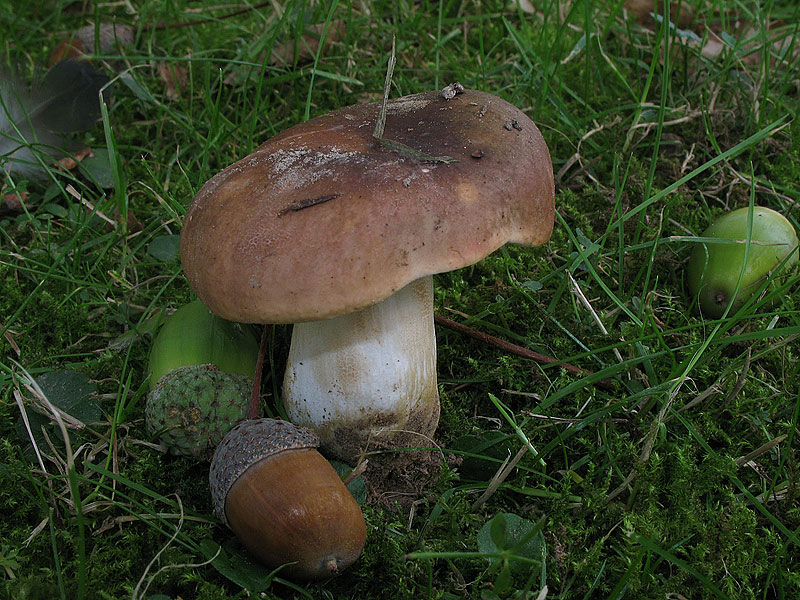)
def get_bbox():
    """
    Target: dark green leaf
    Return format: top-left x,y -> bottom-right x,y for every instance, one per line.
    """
34,369 -> 100,424
452,432 -> 515,480
493,563 -> 513,595
200,539 -> 275,592
41,203 -> 68,218
147,234 -> 181,263
15,370 -> 101,462
80,148 -> 115,188
489,513 -> 509,550
477,513 -> 544,574
331,460 -> 367,505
